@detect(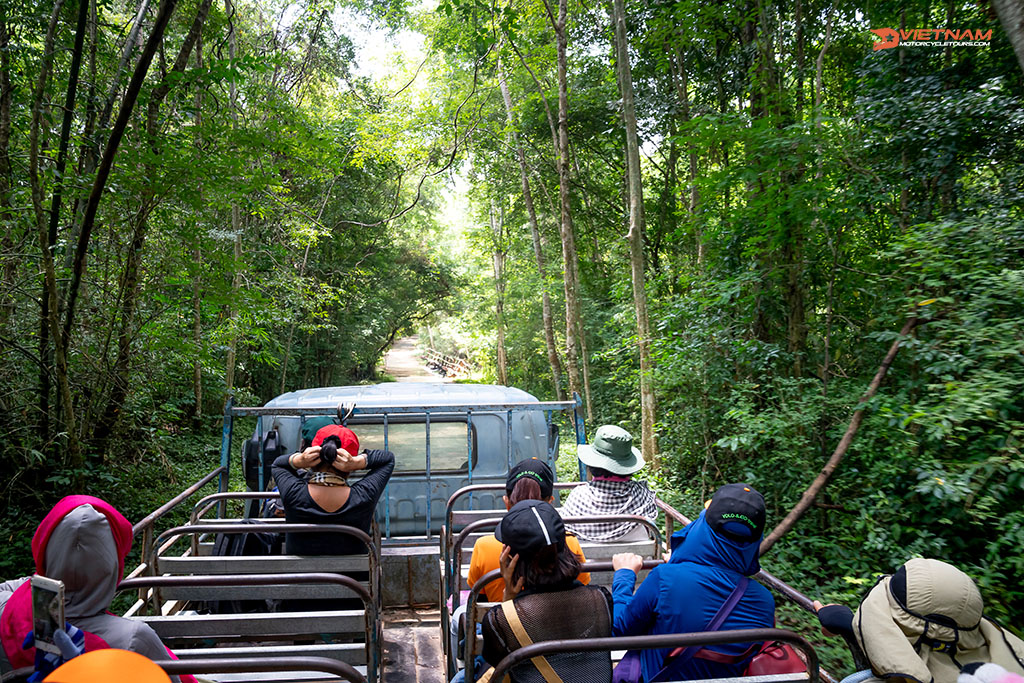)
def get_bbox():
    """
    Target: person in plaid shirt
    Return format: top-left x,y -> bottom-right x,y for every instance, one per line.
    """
561,425 -> 657,542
